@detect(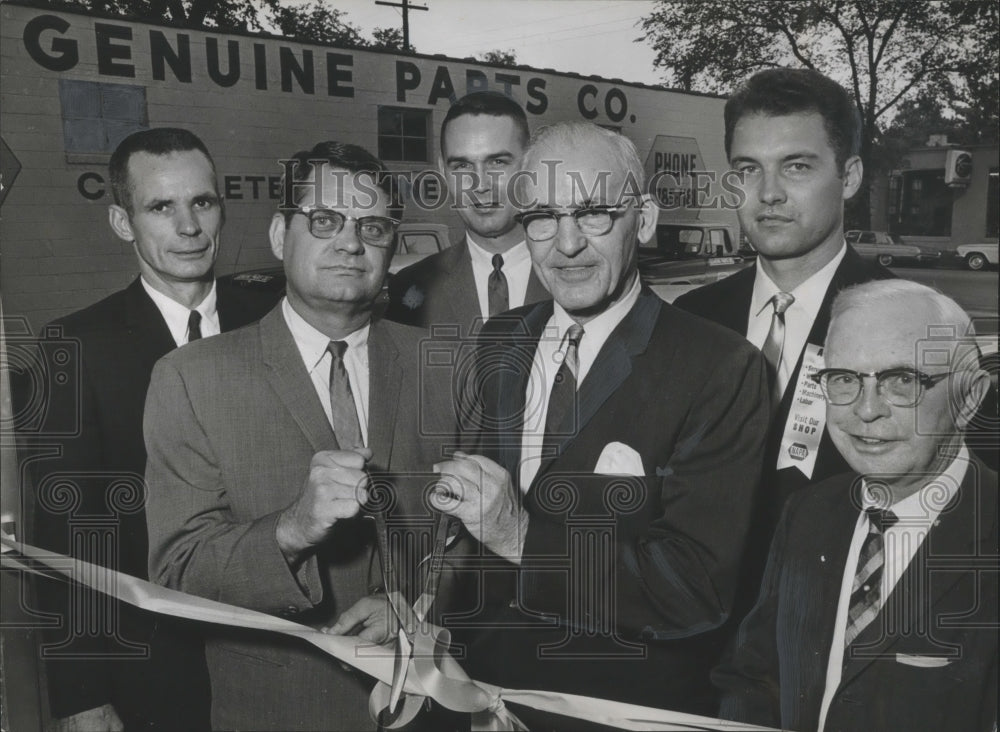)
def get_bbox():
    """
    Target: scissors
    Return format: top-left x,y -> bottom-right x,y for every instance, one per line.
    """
366,499 -> 453,726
